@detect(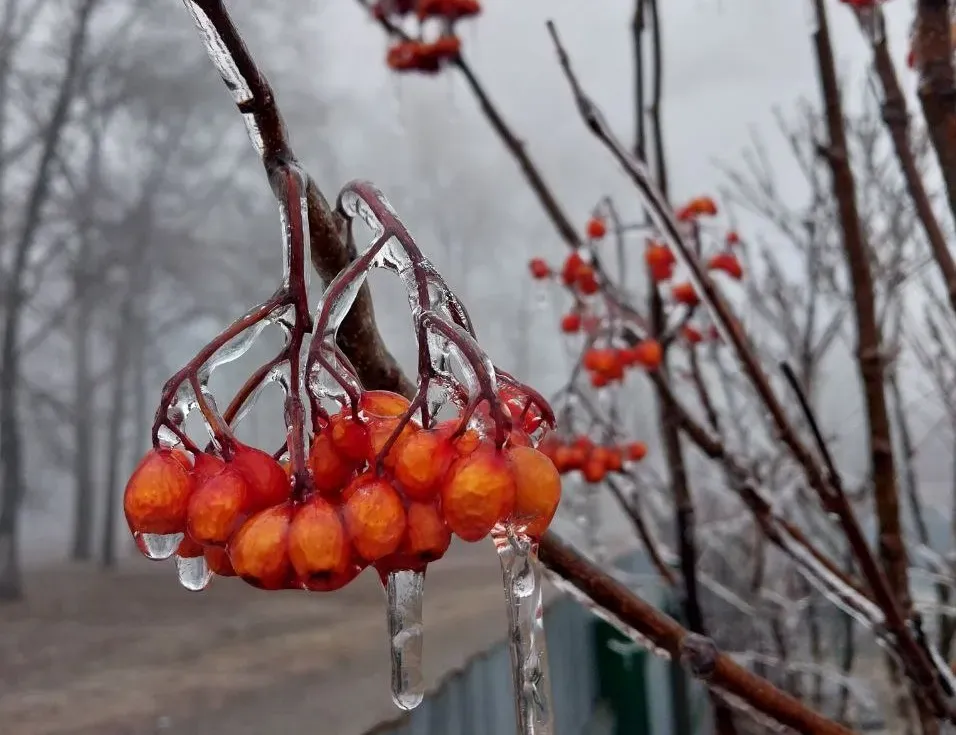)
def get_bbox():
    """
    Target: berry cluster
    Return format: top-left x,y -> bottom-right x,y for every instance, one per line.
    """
581,341 -> 662,387
539,435 -> 647,484
125,387 -> 560,592
124,179 -> 561,600
374,0 -> 481,74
